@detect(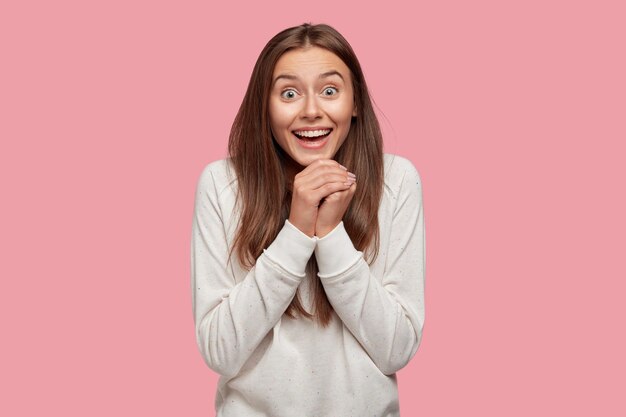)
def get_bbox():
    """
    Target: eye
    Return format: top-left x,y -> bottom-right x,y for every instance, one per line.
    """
280,89 -> 298,100
322,87 -> 338,96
